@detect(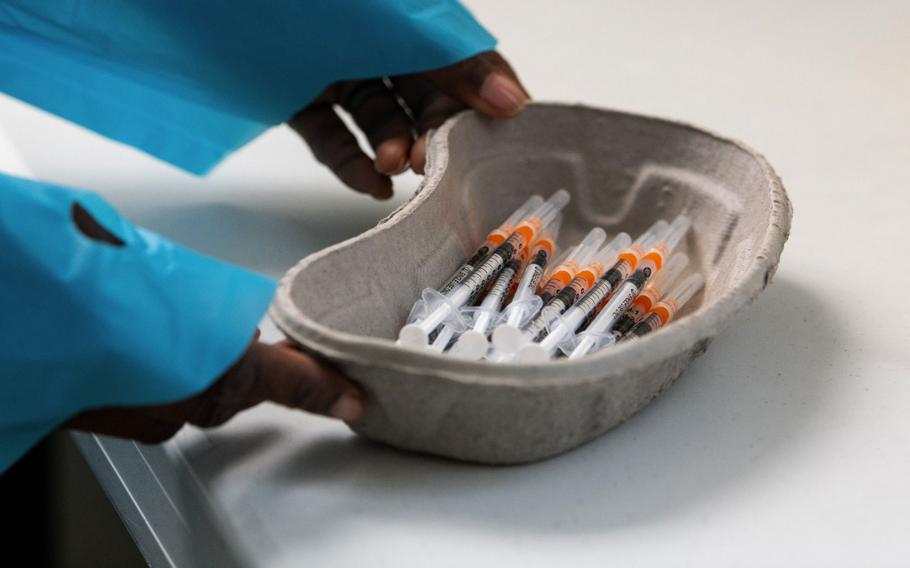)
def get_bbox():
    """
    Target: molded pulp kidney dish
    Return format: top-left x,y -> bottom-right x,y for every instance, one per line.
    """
270,103 -> 792,464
